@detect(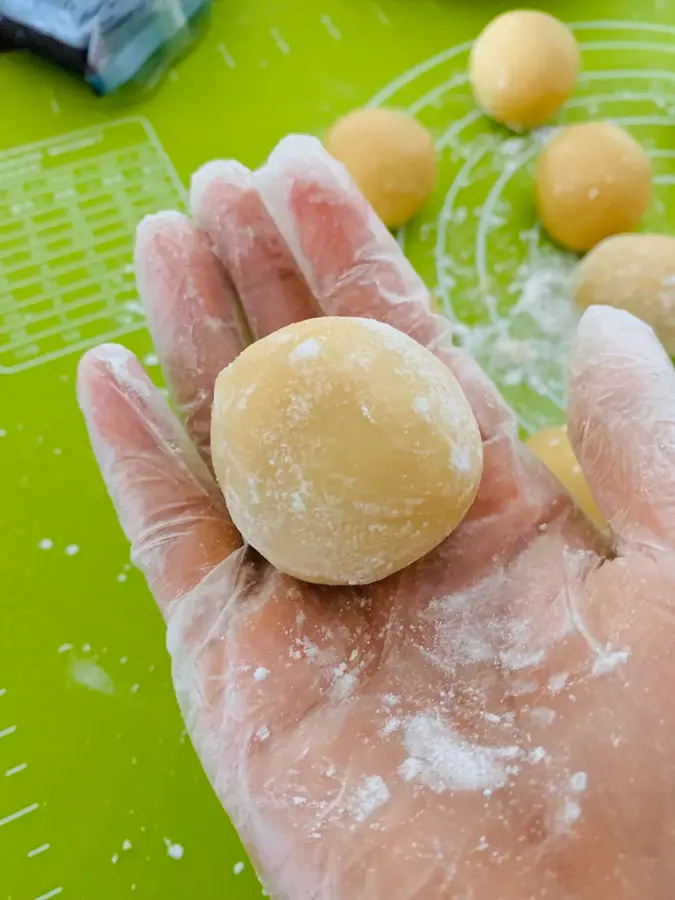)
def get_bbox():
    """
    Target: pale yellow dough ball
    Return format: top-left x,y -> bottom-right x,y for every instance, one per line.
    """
535,121 -> 652,252
324,108 -> 437,228
211,317 -> 483,585
526,425 -> 607,532
469,10 -> 579,131
573,233 -> 675,354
